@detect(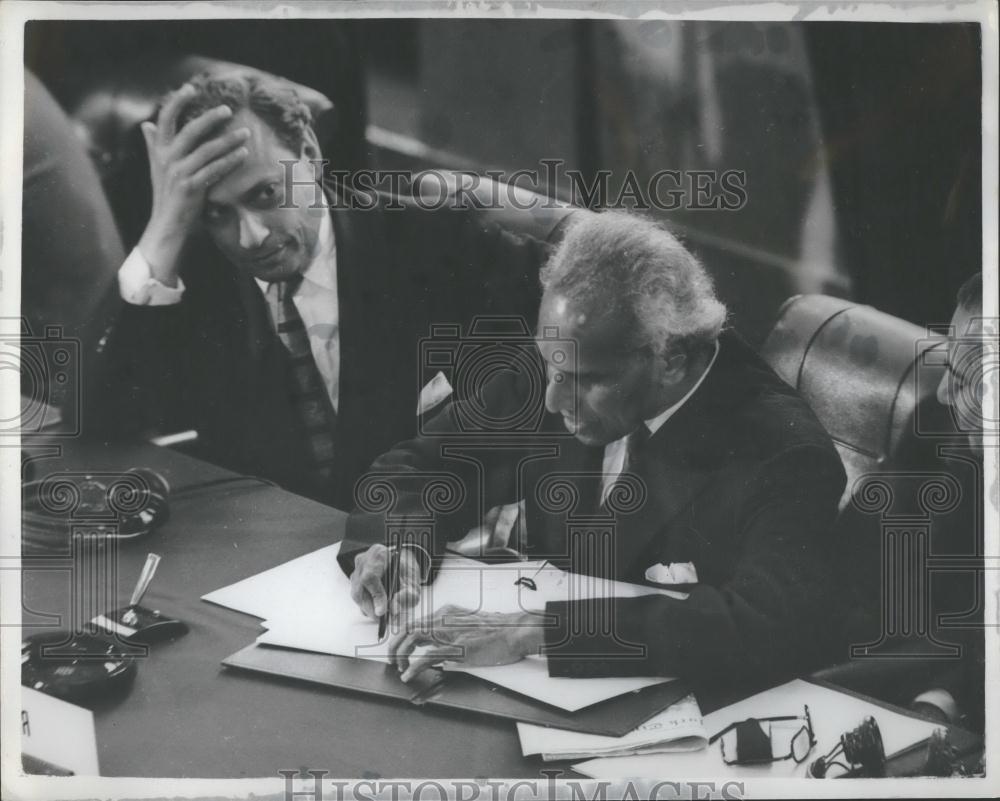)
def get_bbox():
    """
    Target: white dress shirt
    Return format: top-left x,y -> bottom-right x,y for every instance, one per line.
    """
117,213 -> 340,412
599,340 -> 720,504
